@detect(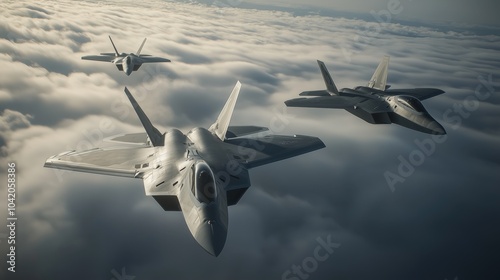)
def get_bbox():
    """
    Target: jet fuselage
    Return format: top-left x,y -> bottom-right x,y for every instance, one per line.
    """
141,128 -> 248,256
112,54 -> 142,76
